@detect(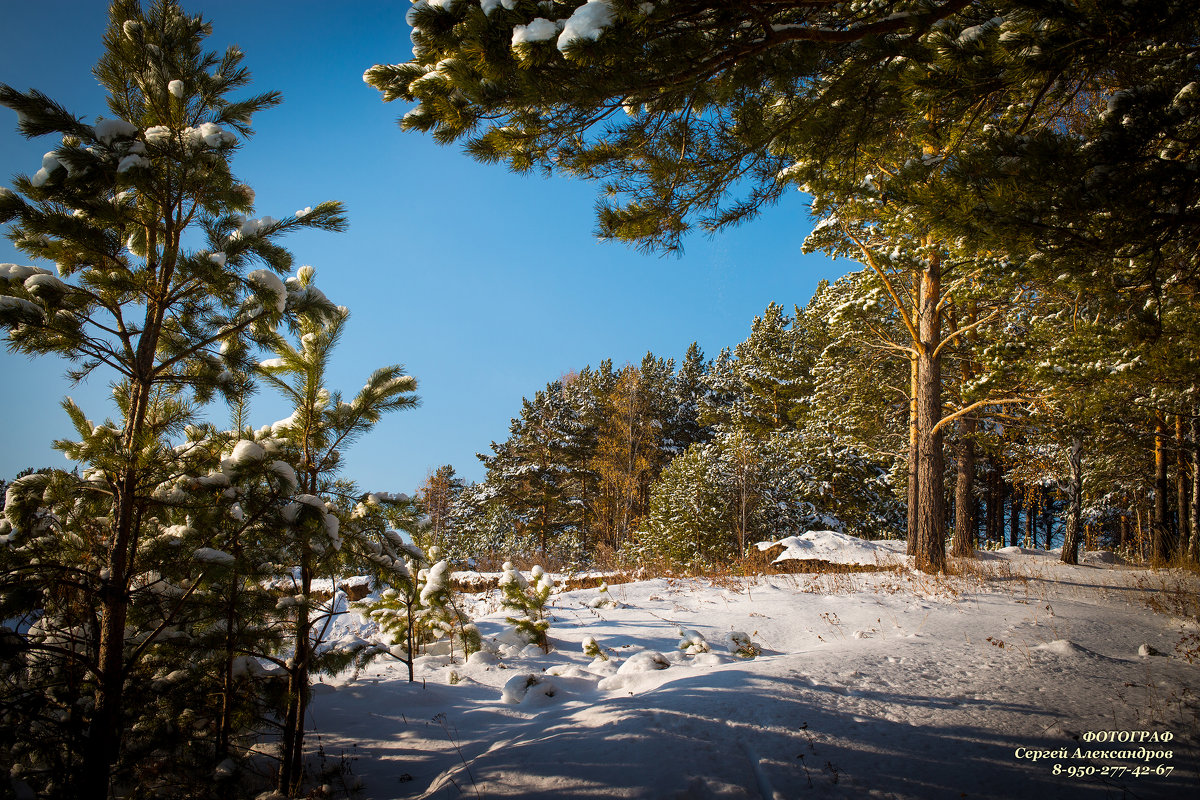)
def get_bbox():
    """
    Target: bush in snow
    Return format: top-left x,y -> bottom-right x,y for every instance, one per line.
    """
415,547 -> 479,661
724,631 -> 761,659
582,635 -> 608,661
585,581 -> 619,608
501,672 -> 560,705
678,628 -> 710,655
500,563 -> 554,652
637,424 -> 902,568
